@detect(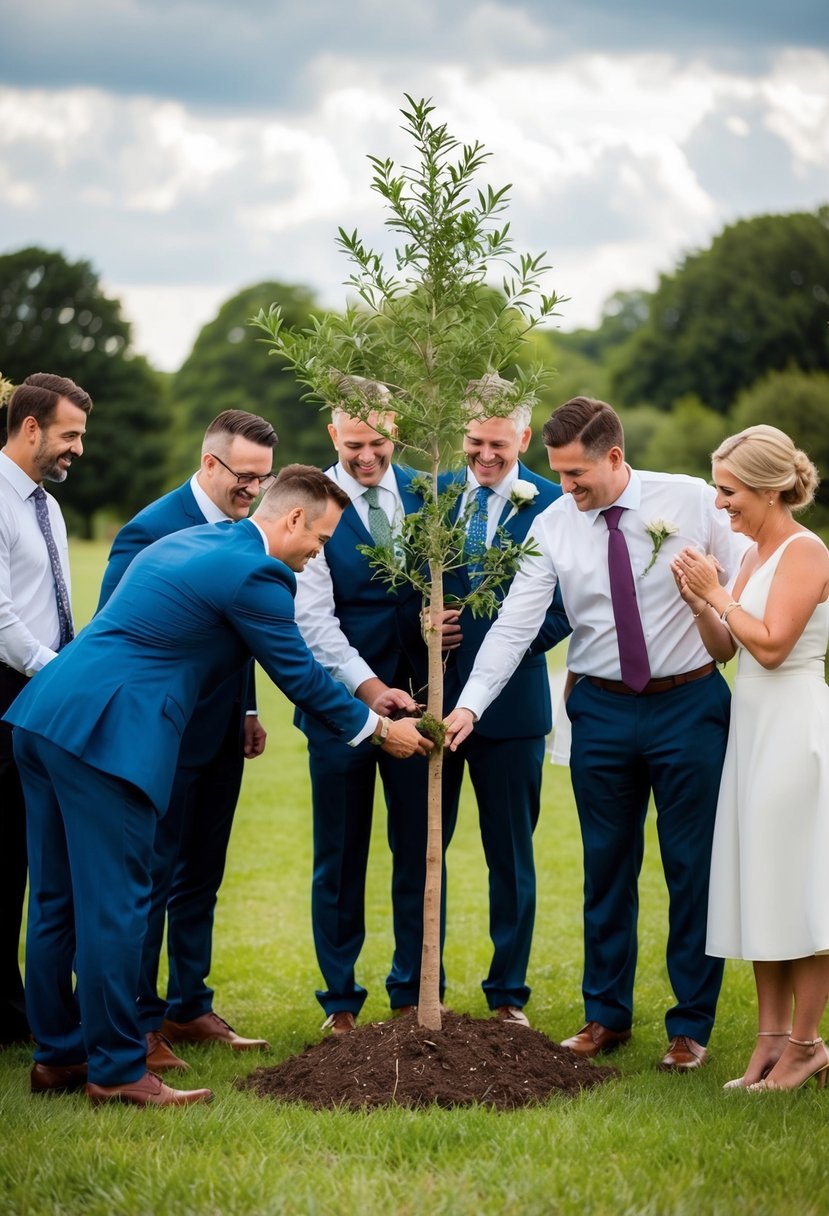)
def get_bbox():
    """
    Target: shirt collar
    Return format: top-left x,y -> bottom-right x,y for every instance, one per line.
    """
190,472 -> 234,523
249,518 -> 269,551
335,462 -> 399,502
0,451 -> 40,501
